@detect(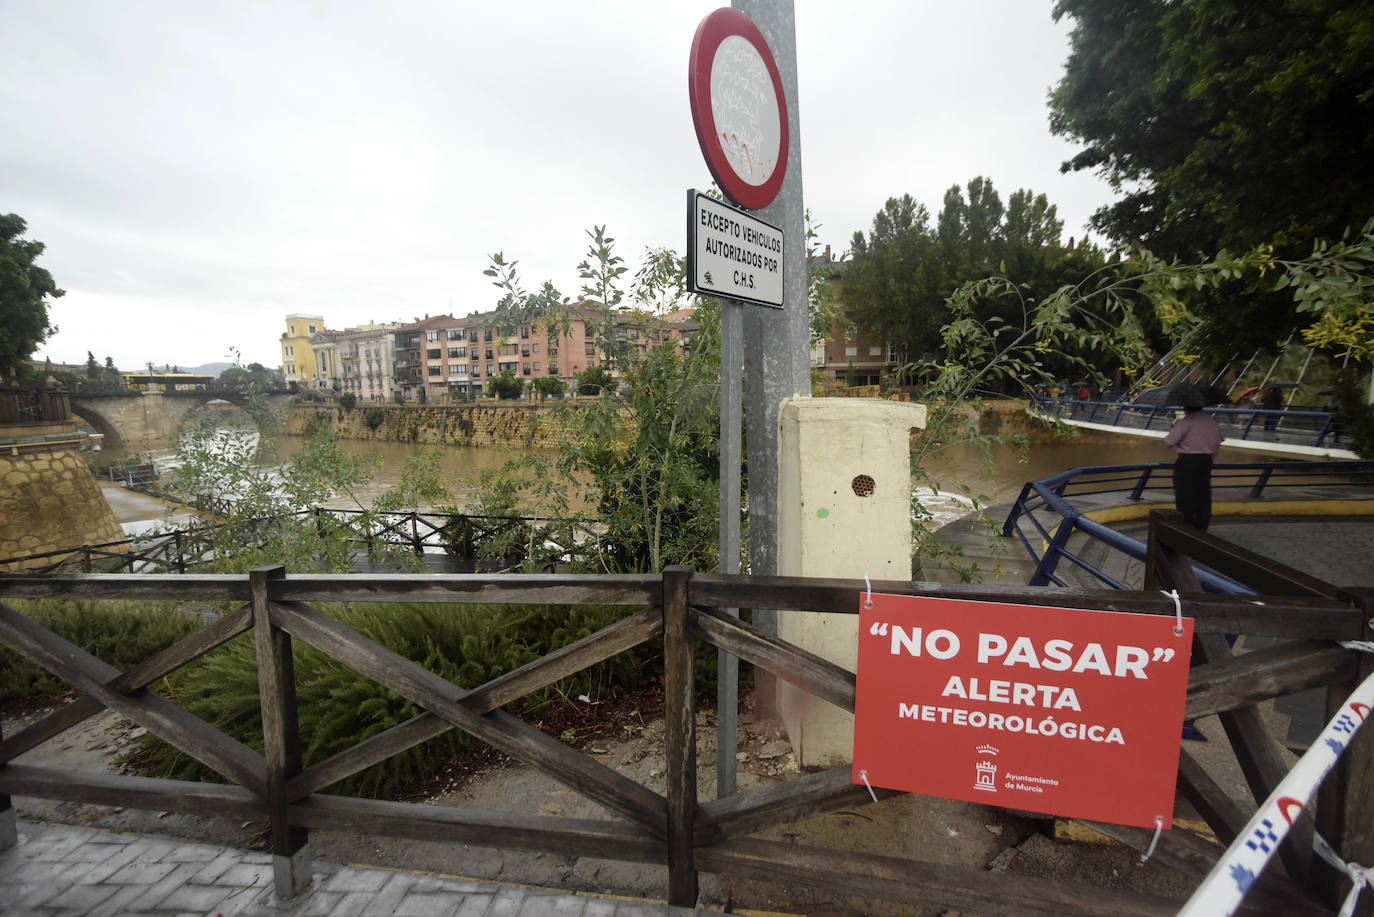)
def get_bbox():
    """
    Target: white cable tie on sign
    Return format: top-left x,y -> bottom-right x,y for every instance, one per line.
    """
858,769 -> 878,803
1313,832 -> 1368,917
1339,640 -> 1374,654
1138,815 -> 1165,864
864,573 -> 872,609
1160,589 -> 1184,636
